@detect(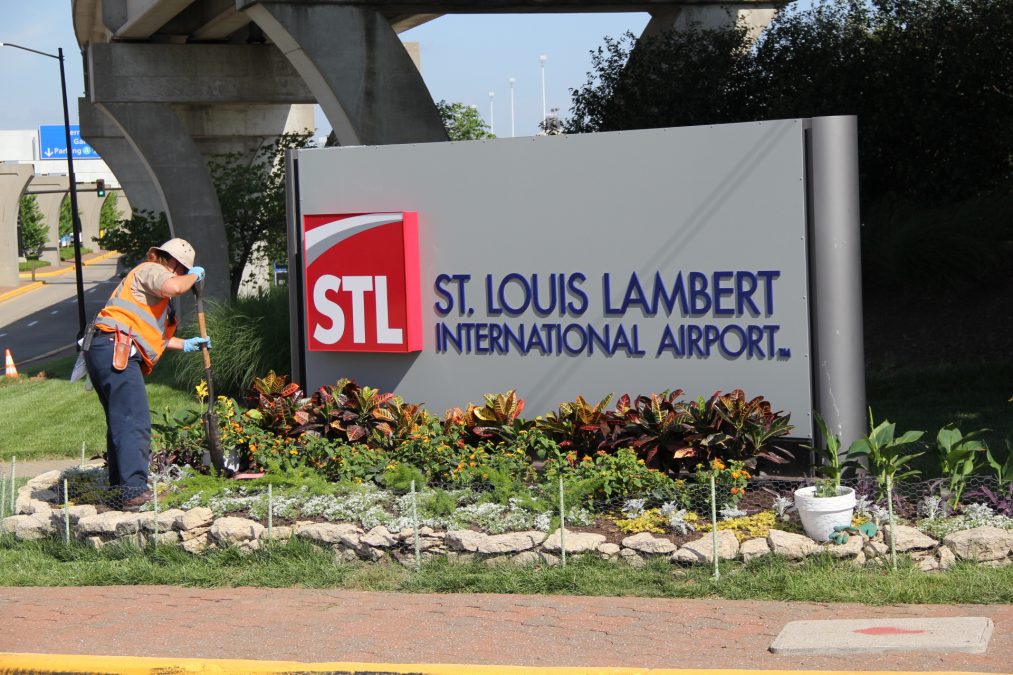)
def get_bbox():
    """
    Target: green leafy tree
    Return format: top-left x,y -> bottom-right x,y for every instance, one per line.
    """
565,0 -> 1013,292
58,195 -> 74,239
436,100 -> 495,141
99,191 -> 122,236
96,209 -> 171,270
207,132 -> 313,298
18,194 -> 47,259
